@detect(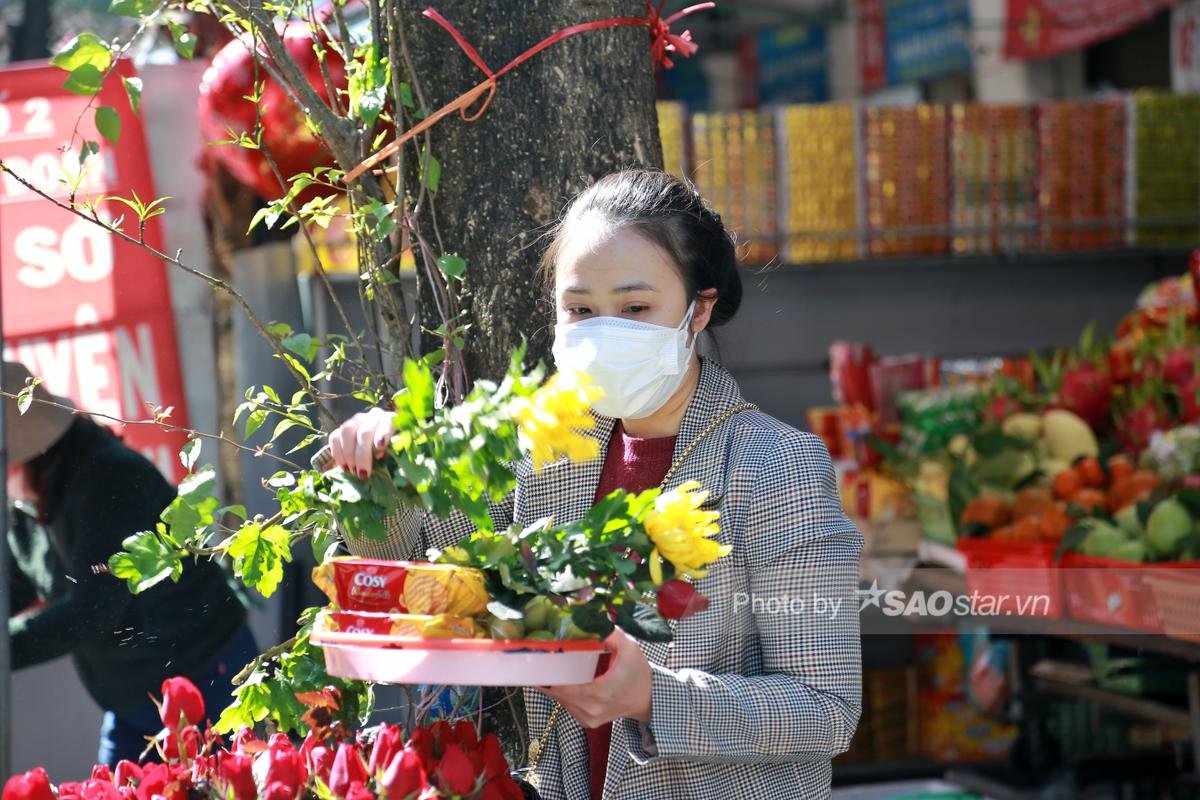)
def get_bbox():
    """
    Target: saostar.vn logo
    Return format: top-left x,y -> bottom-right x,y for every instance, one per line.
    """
856,579 -> 1050,617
